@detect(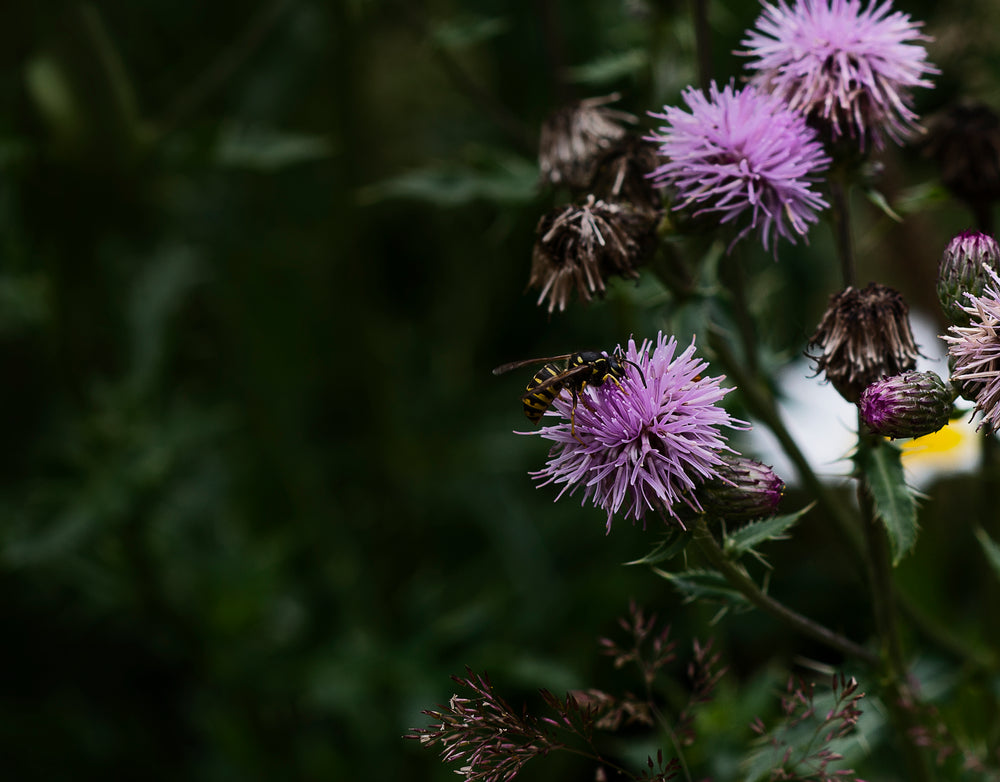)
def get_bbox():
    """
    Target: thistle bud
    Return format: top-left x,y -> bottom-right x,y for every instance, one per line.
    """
808,283 -> 920,403
859,371 -> 953,439
693,455 -> 784,523
937,231 -> 1000,326
538,95 -> 635,190
529,196 -> 658,313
